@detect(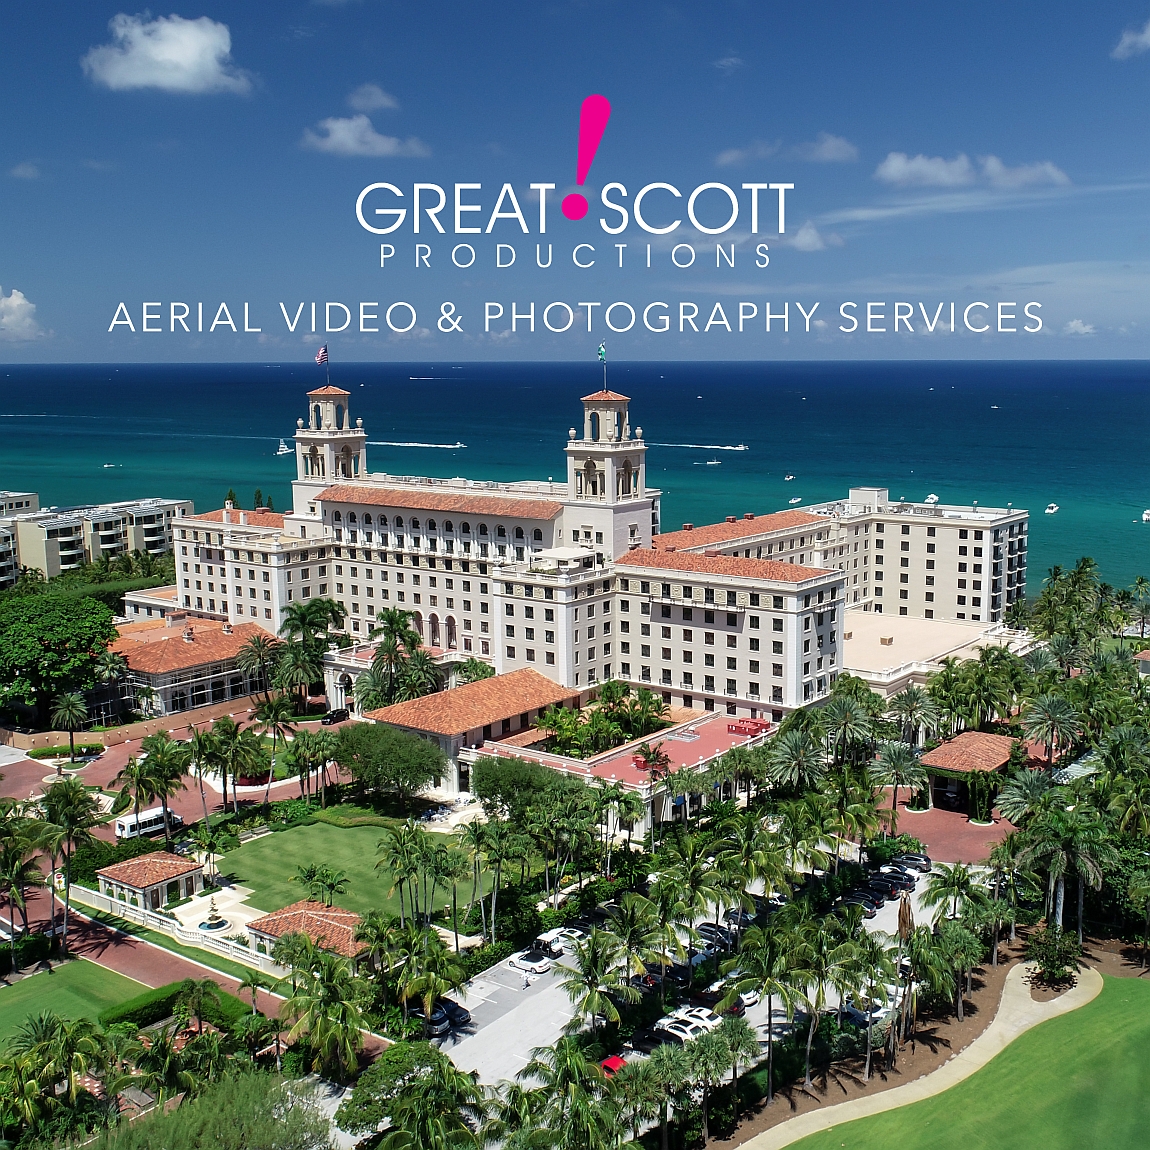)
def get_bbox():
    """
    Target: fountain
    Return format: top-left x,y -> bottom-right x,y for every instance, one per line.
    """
197,896 -> 230,932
